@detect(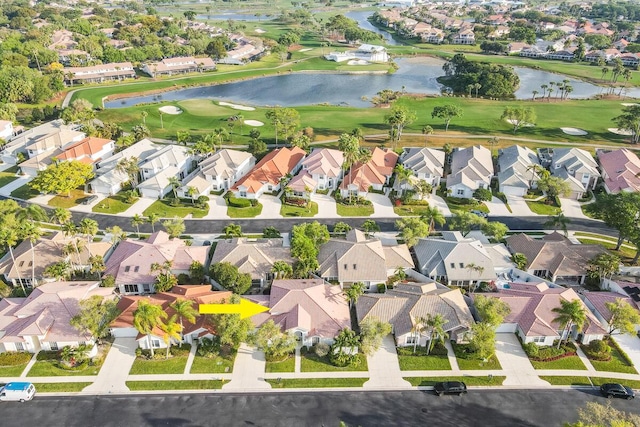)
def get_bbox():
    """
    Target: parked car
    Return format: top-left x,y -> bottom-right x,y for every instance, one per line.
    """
434,381 -> 467,396
83,195 -> 99,205
470,210 -> 488,218
600,383 -> 635,400
0,382 -> 36,402
203,240 -> 211,246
